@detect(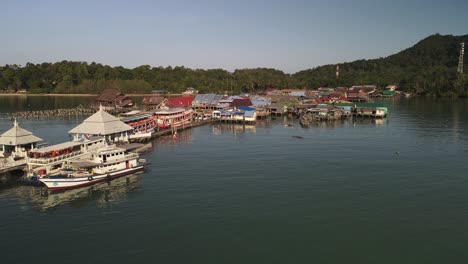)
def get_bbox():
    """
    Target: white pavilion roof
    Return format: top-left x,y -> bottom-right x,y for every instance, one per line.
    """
0,120 -> 43,146
68,107 -> 133,136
